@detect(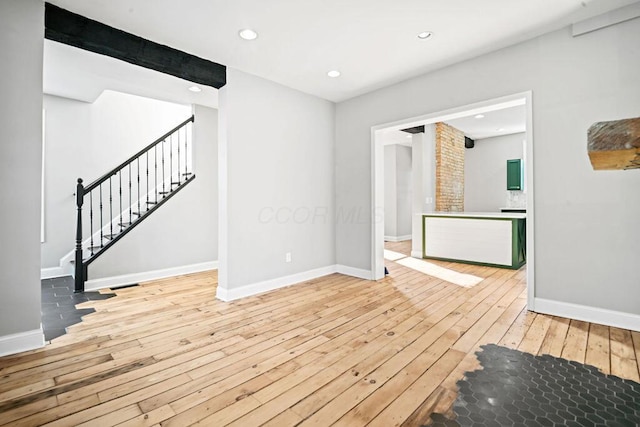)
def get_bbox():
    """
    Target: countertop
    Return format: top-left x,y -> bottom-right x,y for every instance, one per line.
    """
423,211 -> 527,219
